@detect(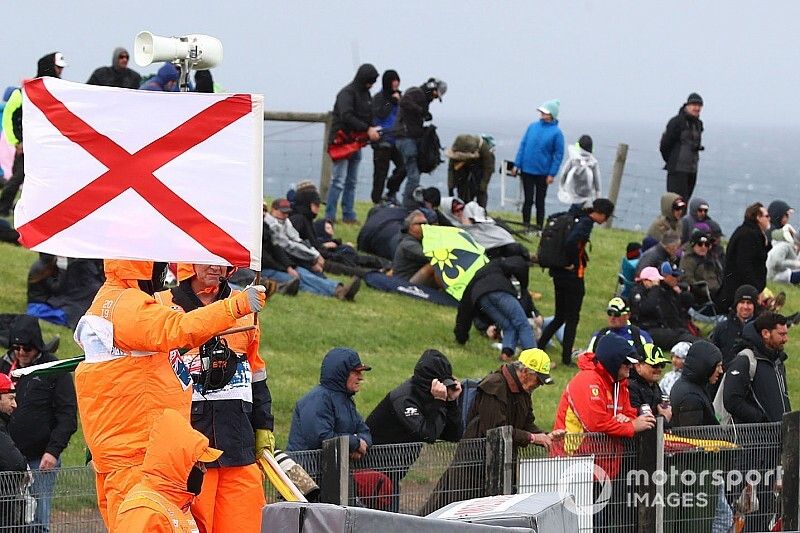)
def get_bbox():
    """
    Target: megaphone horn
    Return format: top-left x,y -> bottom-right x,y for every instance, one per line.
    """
133,31 -> 190,67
